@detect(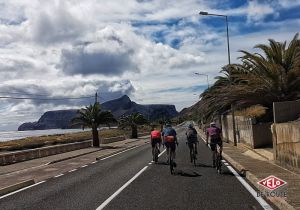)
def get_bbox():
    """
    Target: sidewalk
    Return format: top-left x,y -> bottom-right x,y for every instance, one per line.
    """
0,136 -> 149,196
195,126 -> 300,210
